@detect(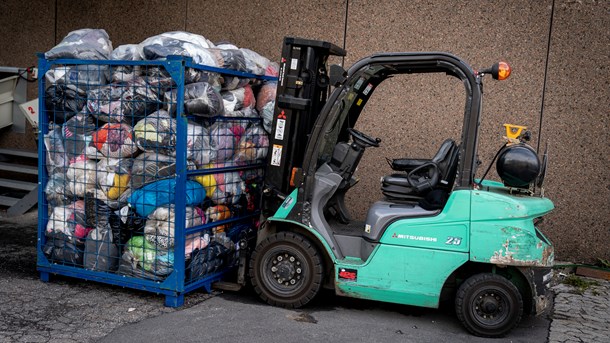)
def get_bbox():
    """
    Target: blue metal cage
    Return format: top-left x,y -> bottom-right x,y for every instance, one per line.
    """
37,54 -> 276,306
